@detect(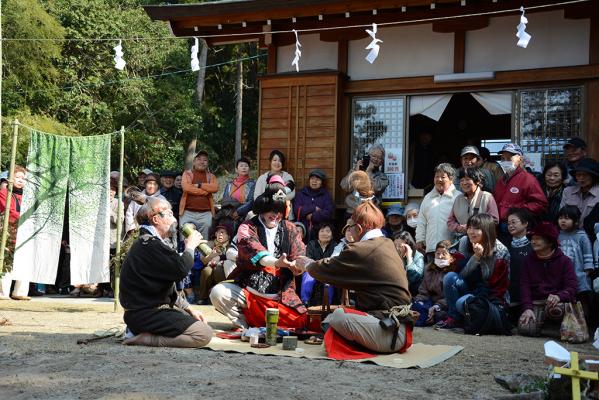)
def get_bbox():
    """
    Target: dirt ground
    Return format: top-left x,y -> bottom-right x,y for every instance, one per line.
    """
0,297 -> 596,400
